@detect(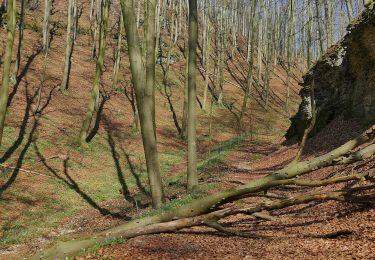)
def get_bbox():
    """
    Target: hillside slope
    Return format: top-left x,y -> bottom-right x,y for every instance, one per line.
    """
0,1 -> 301,258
